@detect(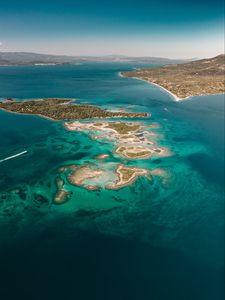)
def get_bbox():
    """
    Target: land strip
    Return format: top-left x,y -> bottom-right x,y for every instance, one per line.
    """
0,98 -> 148,120
121,54 -> 225,100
